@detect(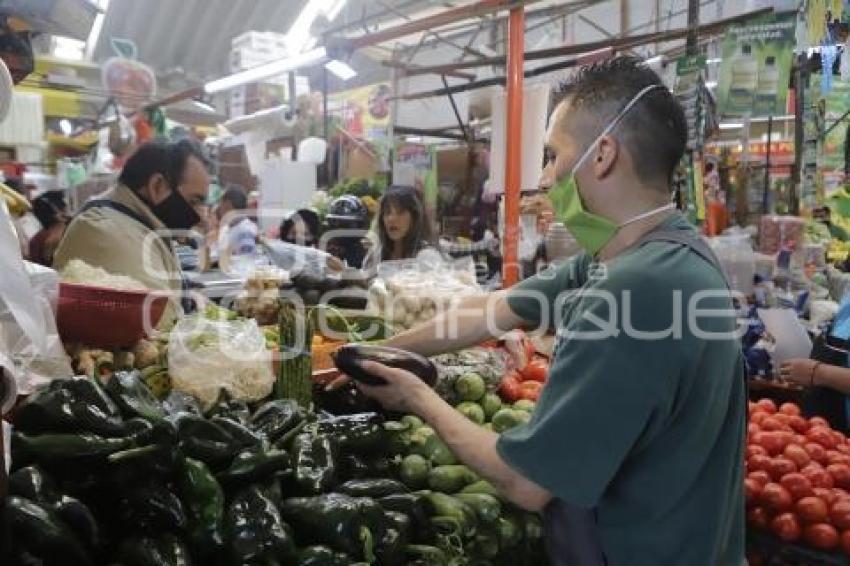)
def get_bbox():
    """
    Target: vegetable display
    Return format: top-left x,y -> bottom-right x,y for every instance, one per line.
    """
746,399 -> 850,557
2,372 -> 547,565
